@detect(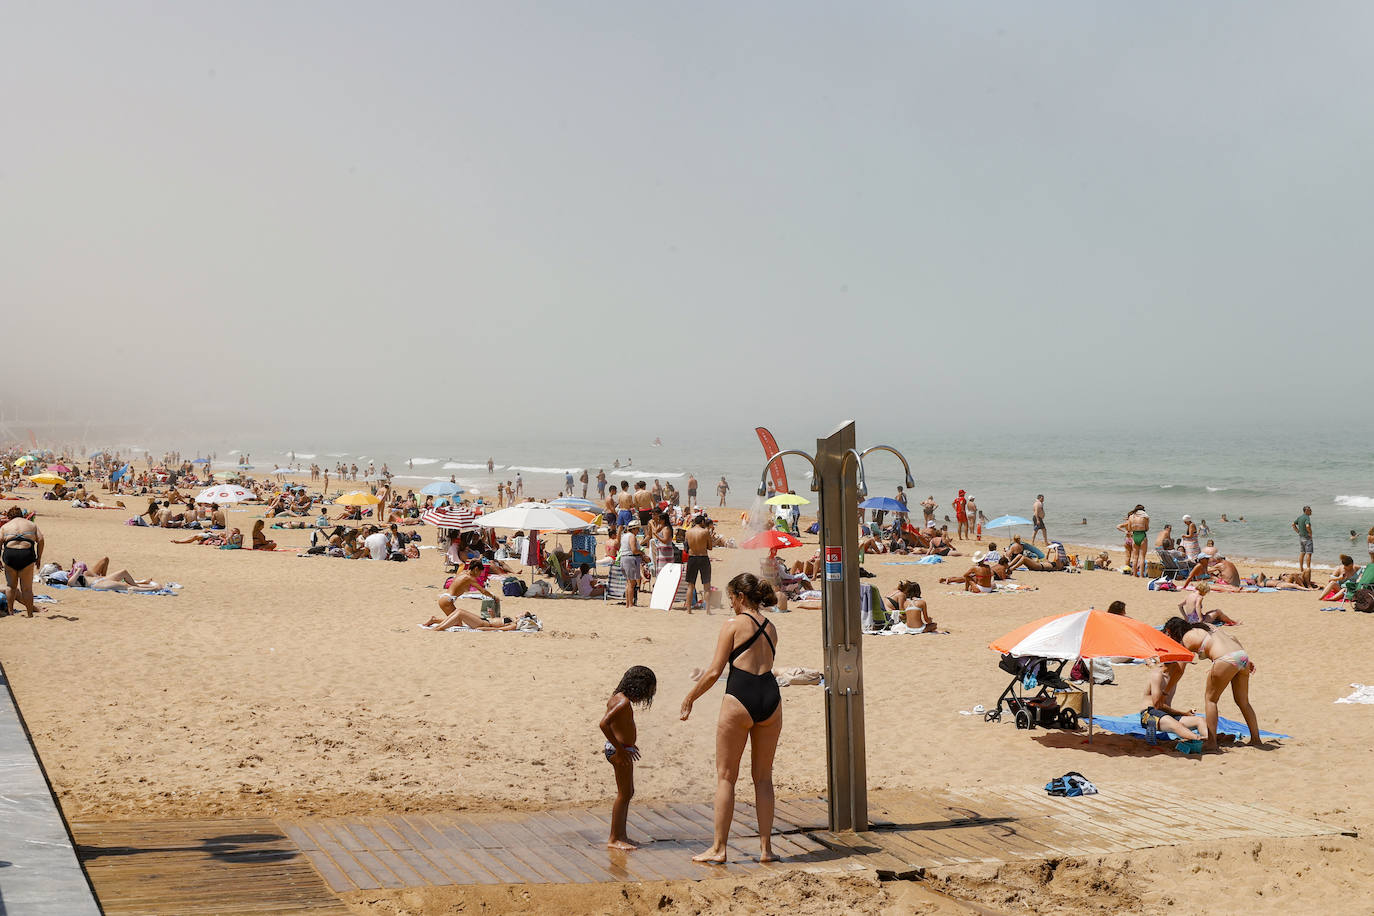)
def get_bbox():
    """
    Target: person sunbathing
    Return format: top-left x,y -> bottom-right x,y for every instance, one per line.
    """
88,568 -> 163,592
1178,583 -> 1239,625
250,520 -> 276,551
1208,557 -> 1242,587
170,531 -> 230,546
885,580 -> 935,631
1006,552 -> 1064,572
940,561 -> 994,592
422,560 -> 513,629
